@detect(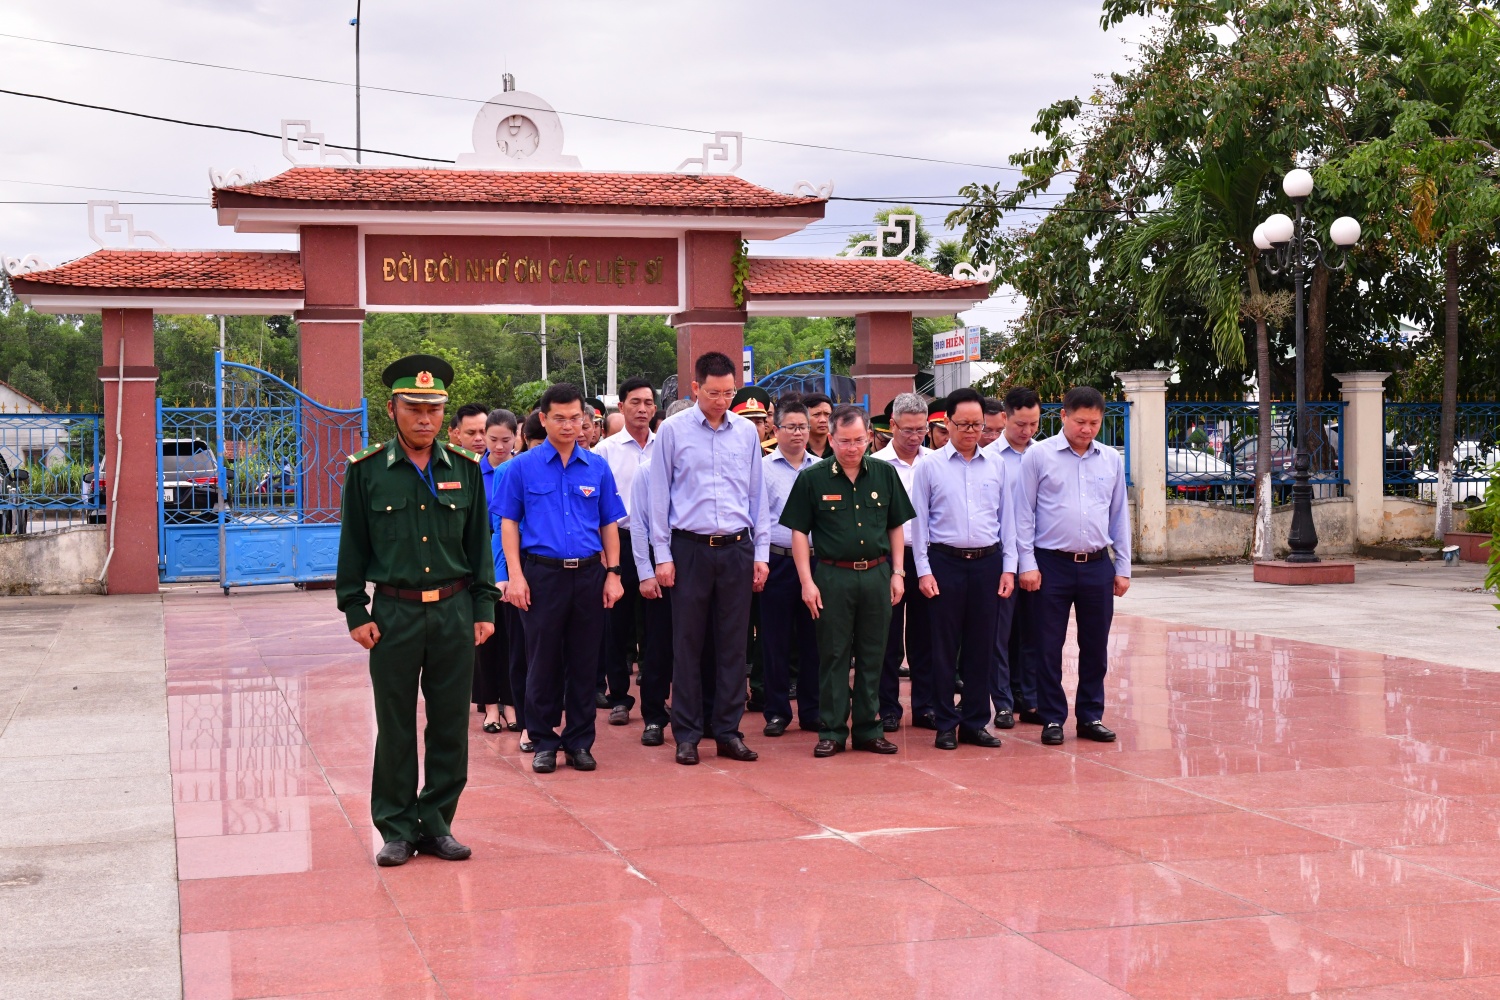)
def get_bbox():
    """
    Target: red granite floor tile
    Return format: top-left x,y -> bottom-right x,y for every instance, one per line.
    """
177,824 -> 372,879
577,800 -> 821,851
377,851 -> 661,917
1067,809 -> 1345,862
1298,901 -> 1500,976
180,918 -> 431,999
971,776 -> 1230,821
179,869 -> 399,932
1087,742 -> 1301,779
1266,798 -> 1500,848
622,836 -> 909,895
1164,767 -> 1422,810
855,819 -> 1141,877
439,956 -> 784,1000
